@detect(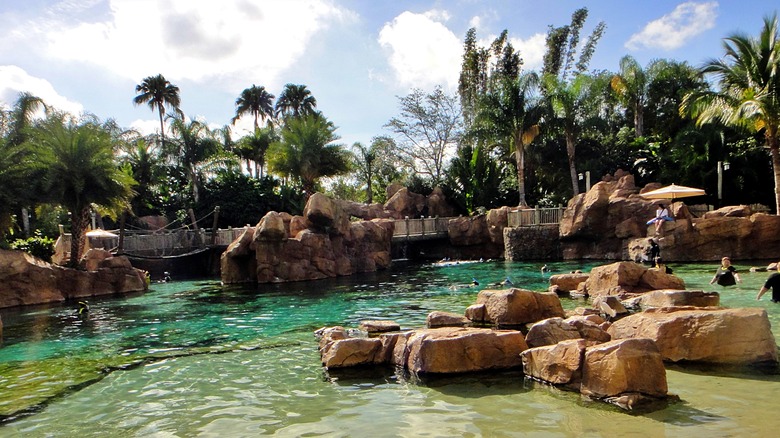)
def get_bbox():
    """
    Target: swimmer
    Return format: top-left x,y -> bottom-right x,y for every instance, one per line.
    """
541,264 -> 551,274
77,301 -> 90,315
